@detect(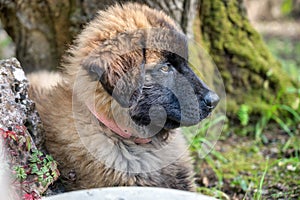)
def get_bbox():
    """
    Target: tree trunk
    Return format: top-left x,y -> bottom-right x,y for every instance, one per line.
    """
0,0 -> 196,72
198,0 -> 299,116
292,0 -> 300,18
